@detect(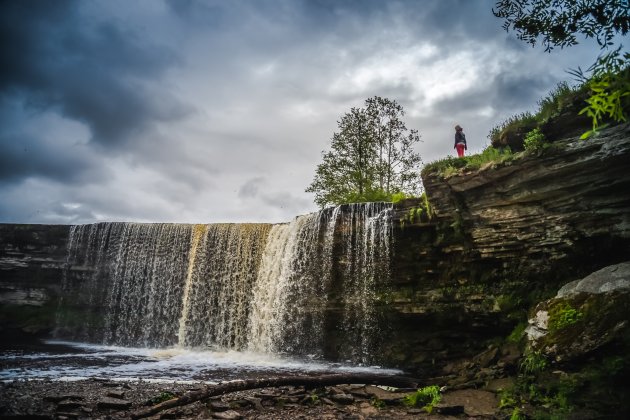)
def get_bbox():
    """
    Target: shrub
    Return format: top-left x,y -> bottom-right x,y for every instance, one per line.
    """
507,322 -> 527,344
391,191 -> 409,203
523,128 -> 548,153
488,112 -> 537,143
520,350 -> 548,375
537,81 -> 577,122
403,385 -> 441,413
422,146 -> 513,178
548,302 -> 583,332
